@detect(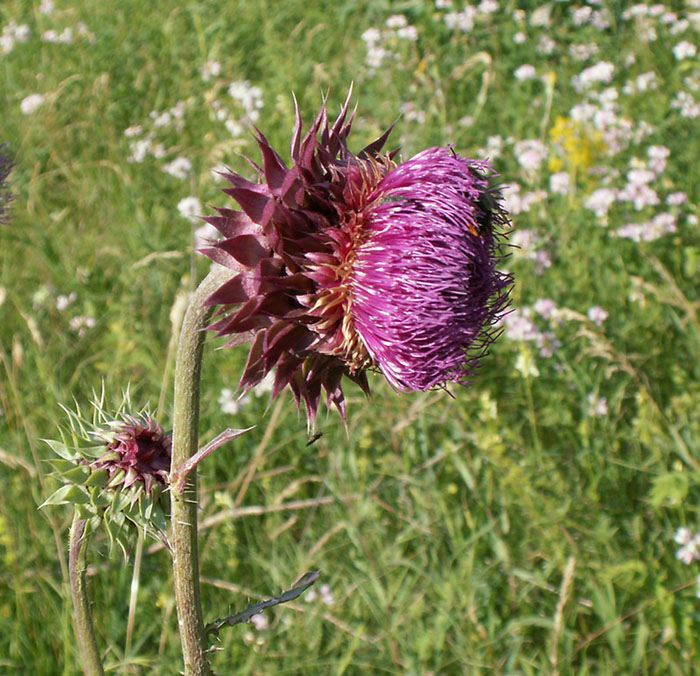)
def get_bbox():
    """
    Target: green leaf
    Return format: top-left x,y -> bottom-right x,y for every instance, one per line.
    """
62,465 -> 91,484
85,468 -> 111,487
106,469 -> 125,489
40,484 -> 90,507
42,438 -> 75,461
48,459 -> 79,474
